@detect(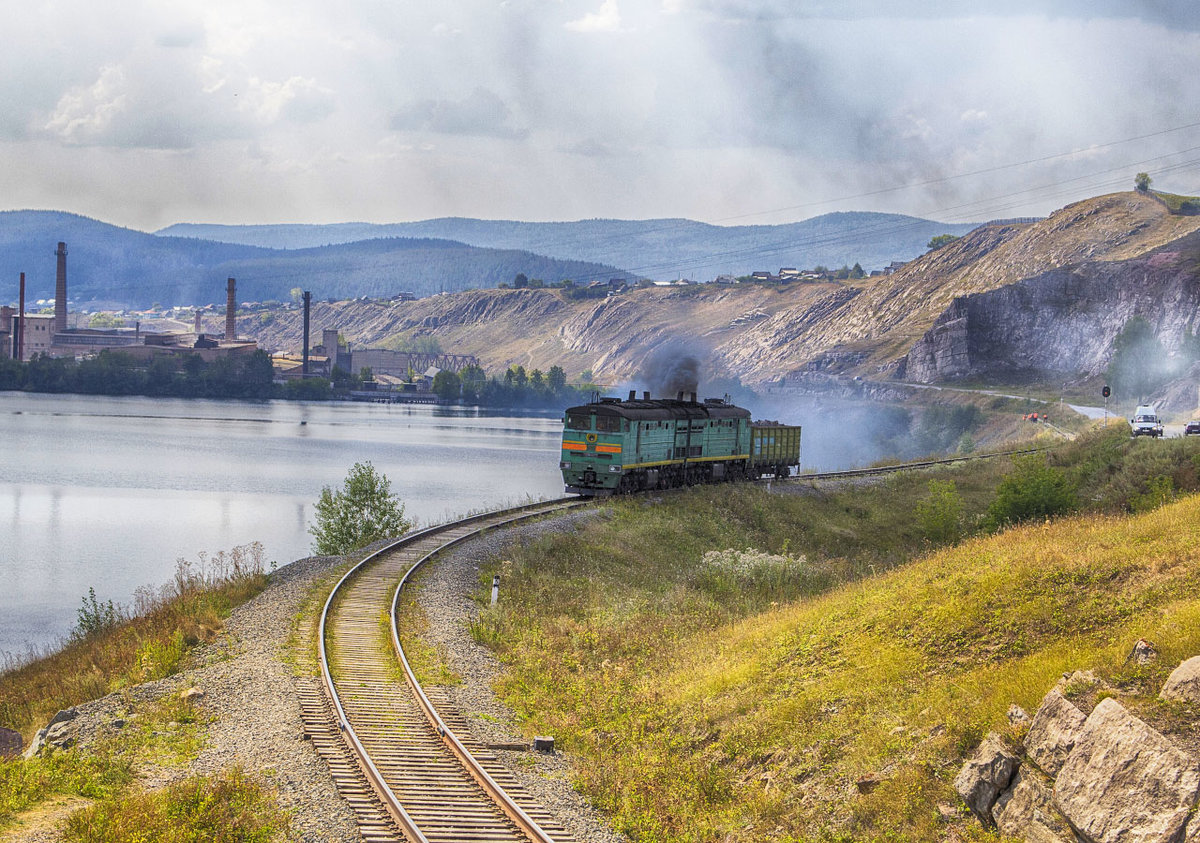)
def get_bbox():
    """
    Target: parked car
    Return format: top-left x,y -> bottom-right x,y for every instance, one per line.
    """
1185,420 -> 1200,436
